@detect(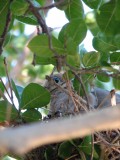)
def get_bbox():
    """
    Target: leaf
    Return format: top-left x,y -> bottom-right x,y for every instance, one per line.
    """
0,57 -> 5,76
115,0 -> 120,21
82,0 -> 101,9
59,19 -> 87,49
0,100 -> 18,122
0,0 -> 10,36
80,135 -> 98,158
82,51 -> 100,67
110,52 -> 120,63
65,0 -> 84,20
114,34 -> 120,49
93,37 -> 117,52
67,54 -> 80,68
16,16 -> 38,25
58,141 -> 73,159
10,0 -> 29,16
28,35 -> 66,57
96,1 -> 120,36
35,55 -> 56,65
97,74 -> 110,82
54,0 -> 70,10
113,77 -> 120,90
22,109 -> 42,122
11,80 -> 23,104
20,83 -> 50,109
